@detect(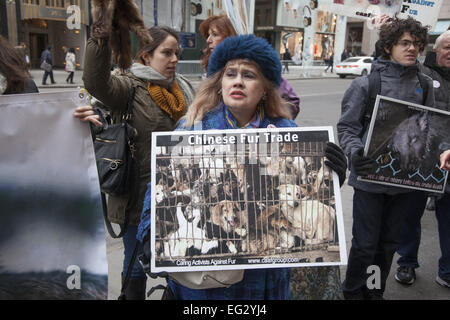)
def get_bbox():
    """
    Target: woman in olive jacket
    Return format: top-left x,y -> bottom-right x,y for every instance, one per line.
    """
76,26 -> 195,299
